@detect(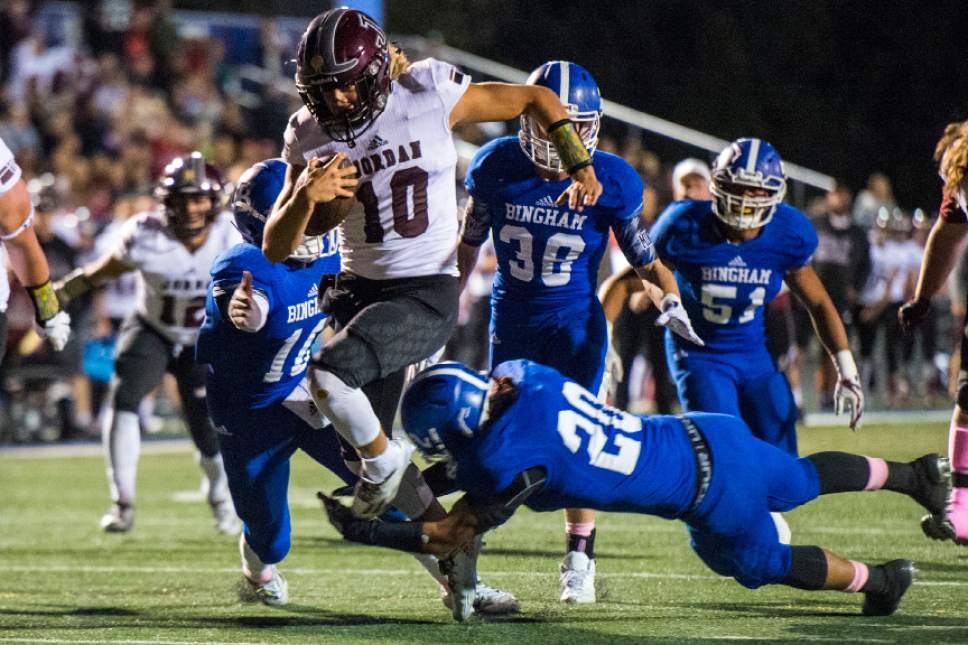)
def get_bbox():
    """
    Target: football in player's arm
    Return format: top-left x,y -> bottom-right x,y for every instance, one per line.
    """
0,136 -> 70,358
259,7 -> 602,529
324,359 -> 948,619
